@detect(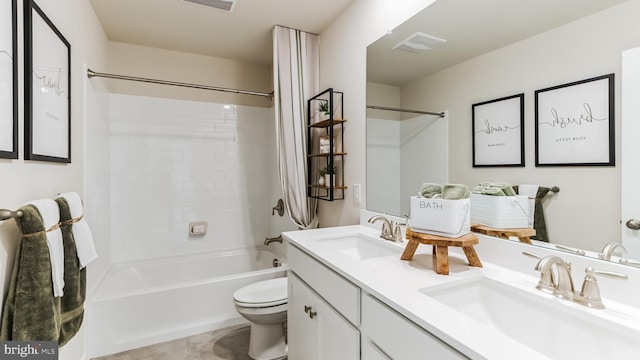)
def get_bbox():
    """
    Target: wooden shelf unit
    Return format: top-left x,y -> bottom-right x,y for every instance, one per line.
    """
307,88 -> 347,201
